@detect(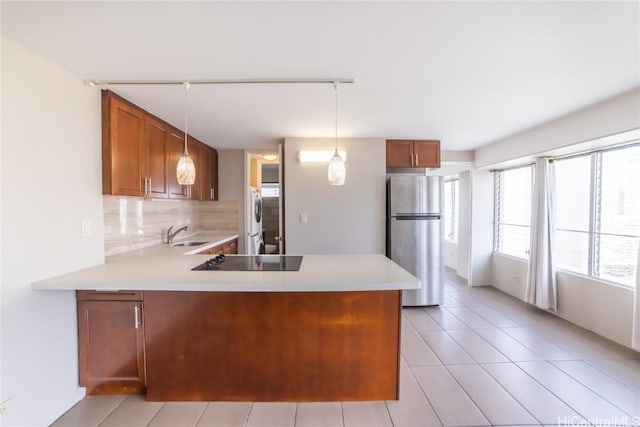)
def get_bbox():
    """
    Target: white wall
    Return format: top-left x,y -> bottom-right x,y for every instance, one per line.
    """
491,253 -> 529,301
1,37 -> 104,426
218,149 -> 246,254
475,88 -> 640,168
456,171 -> 471,280
492,254 -> 634,348
284,138 -> 385,254
444,240 -> 458,270
468,169 -> 494,286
